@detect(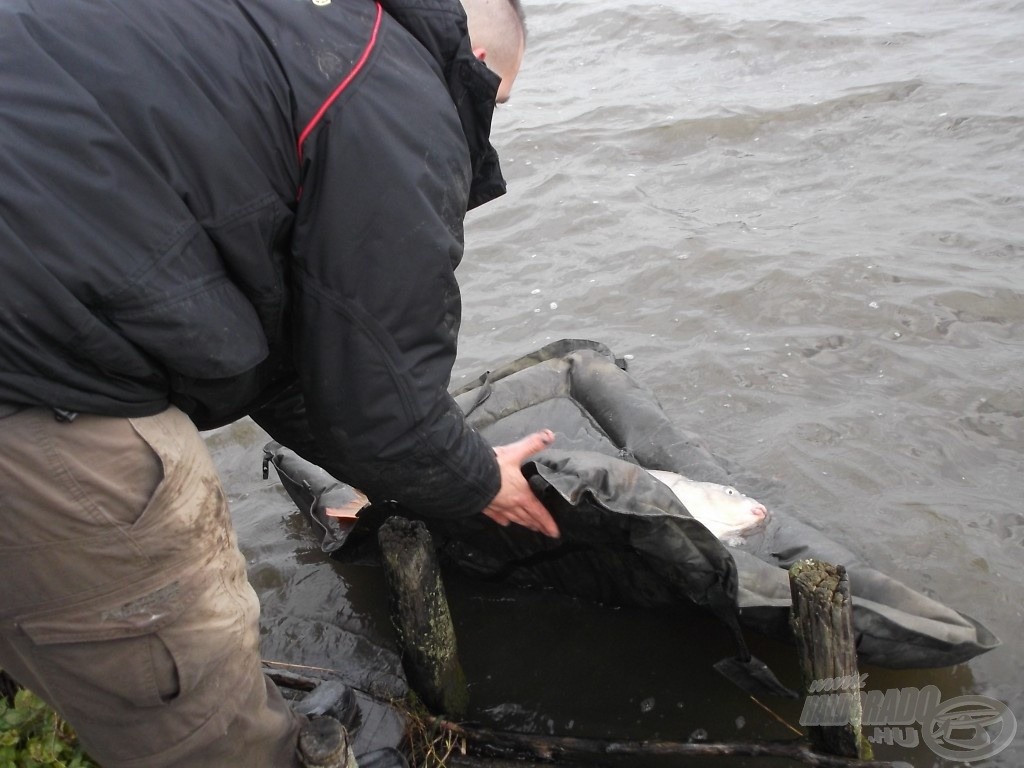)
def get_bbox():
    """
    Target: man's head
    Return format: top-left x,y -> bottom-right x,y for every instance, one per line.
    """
460,0 -> 526,103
